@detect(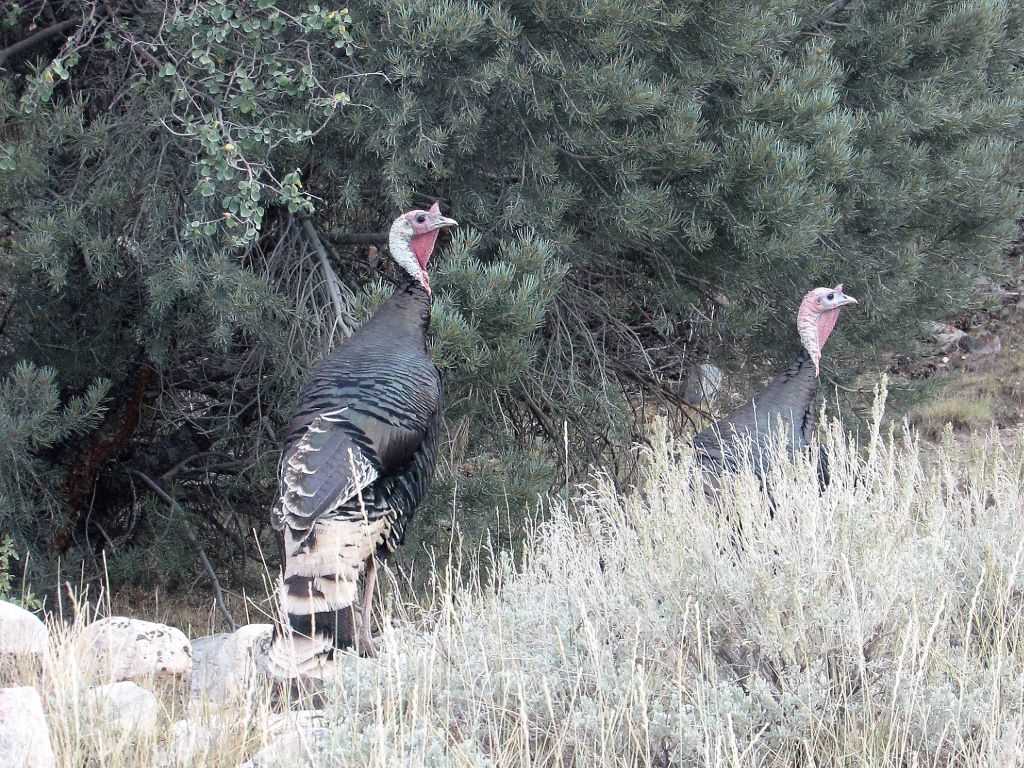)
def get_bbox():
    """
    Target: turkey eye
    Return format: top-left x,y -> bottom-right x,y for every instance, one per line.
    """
827,292 -> 834,301
415,214 -> 426,224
